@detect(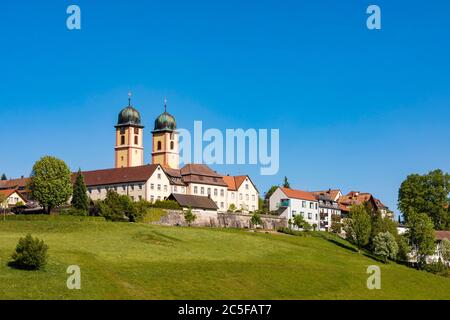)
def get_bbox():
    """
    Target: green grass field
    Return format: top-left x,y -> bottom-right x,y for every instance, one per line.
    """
0,216 -> 449,300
